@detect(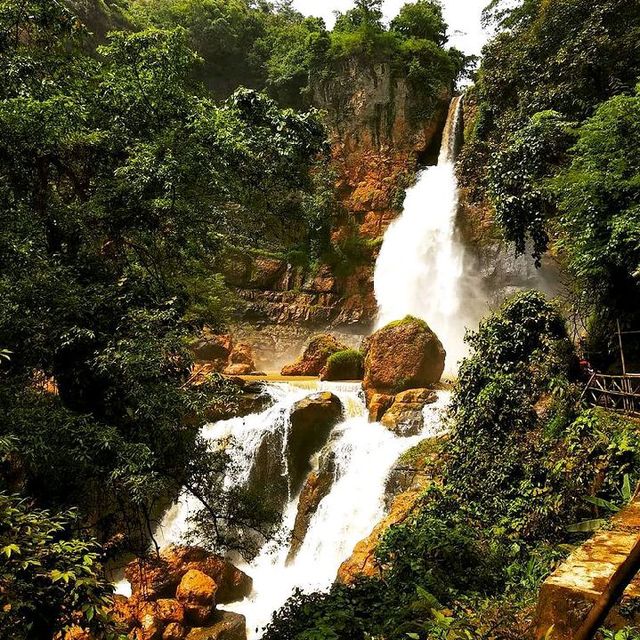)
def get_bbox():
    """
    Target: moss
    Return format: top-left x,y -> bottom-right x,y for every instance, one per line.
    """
384,315 -> 429,331
323,349 -> 364,381
398,437 -> 444,468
